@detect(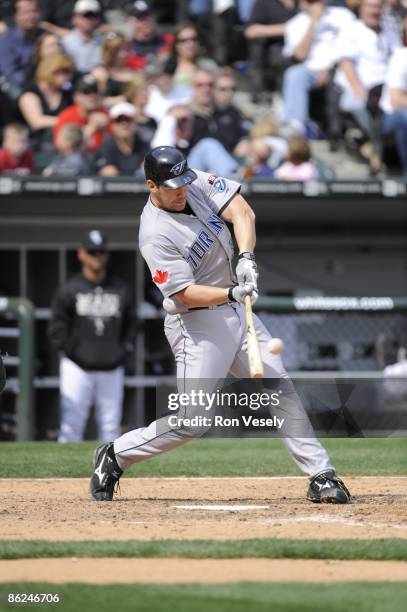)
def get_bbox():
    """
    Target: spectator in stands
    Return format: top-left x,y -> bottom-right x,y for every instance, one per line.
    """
335,0 -> 401,138
126,0 -> 173,71
274,136 -> 320,179
54,73 -> 109,151
188,68 -> 218,141
154,69 -> 248,164
246,0 -> 298,44
0,123 -> 35,175
249,115 -> 290,168
164,22 -> 218,96
26,32 -> 63,84
380,46 -> 407,174
0,0 -> 43,88
43,123 -> 90,175
123,74 -> 157,148
48,229 -> 135,443
245,0 -> 299,94
62,0 -> 103,74
92,31 -> 135,107
189,1 -> 257,61
187,0 -> 212,53
189,68 -> 248,156
39,0 -> 76,37
281,0 -> 355,131
19,53 -> 74,151
0,0 -> 15,30
144,58 -> 192,122
95,101 -> 149,175
382,0 -> 405,45
151,104 -> 239,176
243,138 -> 275,177
213,67 -> 251,156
